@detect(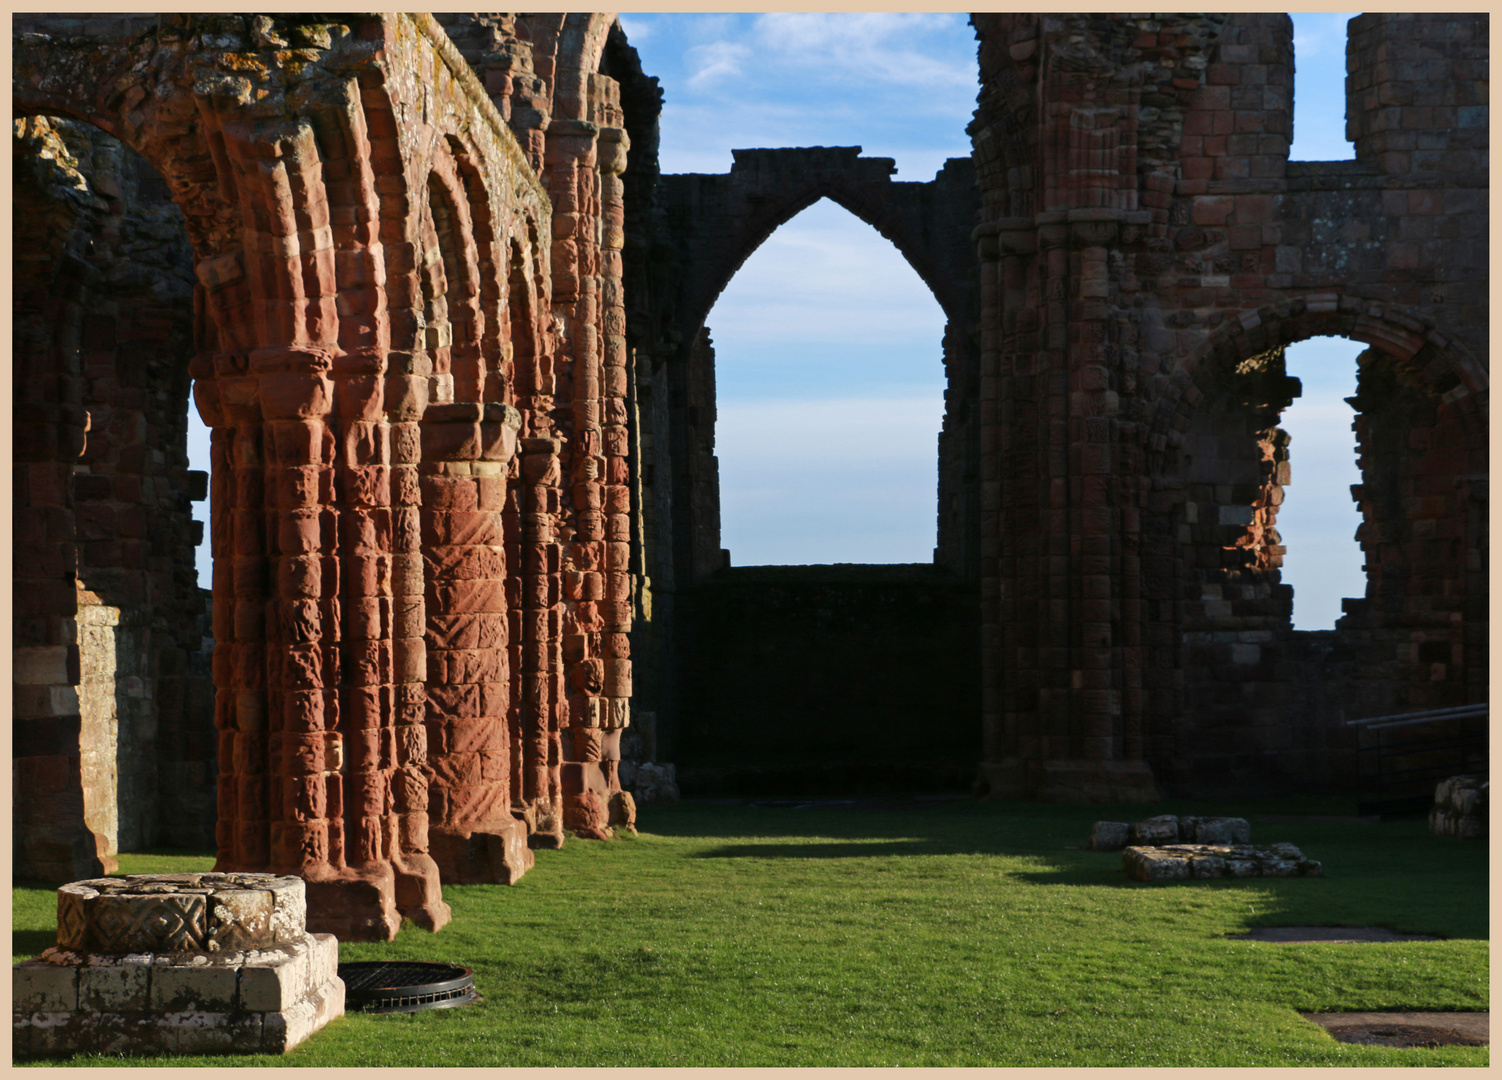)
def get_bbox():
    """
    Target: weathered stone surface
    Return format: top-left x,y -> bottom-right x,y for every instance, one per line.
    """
965,12 -> 1488,803
12,110 -> 213,885
11,962 -> 79,1012
57,873 -> 302,954
1094,815 -> 1251,851
10,11 -> 657,935
78,955 -> 152,1010
1430,775 -> 1488,839
9,12 -> 1486,941
1123,842 -> 1322,882
1129,815 -> 1181,846
13,875 -> 343,1058
148,958 -> 240,1012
